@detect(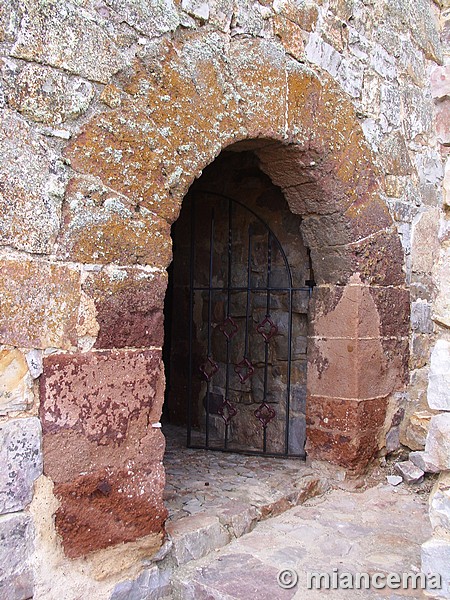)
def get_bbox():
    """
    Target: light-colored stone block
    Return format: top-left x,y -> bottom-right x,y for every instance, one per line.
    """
433,247 -> 450,329
394,460 -> 424,484
424,414 -> 450,472
0,512 -> 34,600
428,340 -> 450,411
430,472 -> 450,538
444,158 -> 450,209
110,565 -> 171,600
402,410 -> 432,452
410,451 -> 440,474
166,514 -> 230,566
0,349 -> 33,415
422,538 -> 450,598
0,418 -> 42,514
